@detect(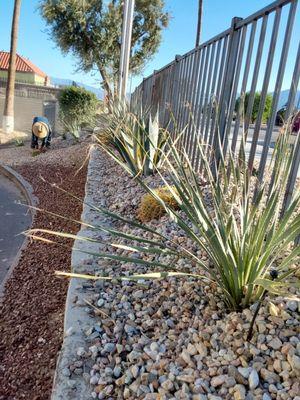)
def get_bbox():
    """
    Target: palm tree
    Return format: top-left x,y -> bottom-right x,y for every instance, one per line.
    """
2,0 -> 22,134
195,0 -> 203,47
